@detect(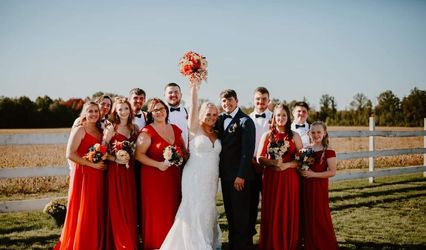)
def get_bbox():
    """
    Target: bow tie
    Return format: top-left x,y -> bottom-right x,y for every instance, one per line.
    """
170,107 -> 180,112
135,113 -> 142,118
100,118 -> 106,123
255,113 -> 266,119
295,124 -> 306,128
224,114 -> 232,119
